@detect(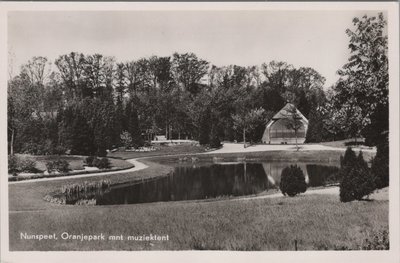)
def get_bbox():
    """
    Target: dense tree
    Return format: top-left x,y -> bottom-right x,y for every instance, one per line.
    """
55,52 -> 87,100
9,52 -> 328,156
371,137 -> 389,189
125,99 -> 144,148
333,13 -> 388,145
305,107 -> 325,143
232,108 -> 266,148
58,102 -> 95,155
171,53 -> 209,93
